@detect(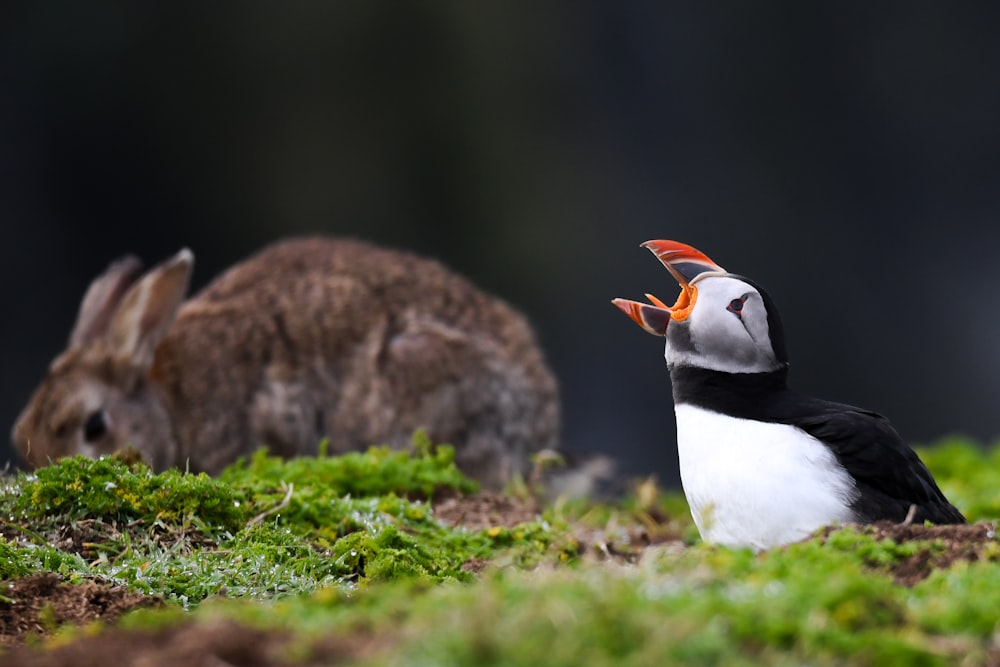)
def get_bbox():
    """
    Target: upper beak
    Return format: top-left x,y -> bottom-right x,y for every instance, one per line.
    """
612,240 -> 726,336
